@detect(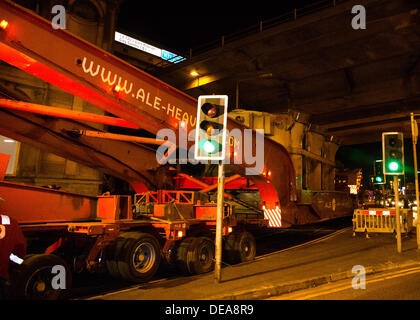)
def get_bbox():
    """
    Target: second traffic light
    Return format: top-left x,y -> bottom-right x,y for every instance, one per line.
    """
194,95 -> 228,160
374,160 -> 385,184
382,132 -> 404,175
